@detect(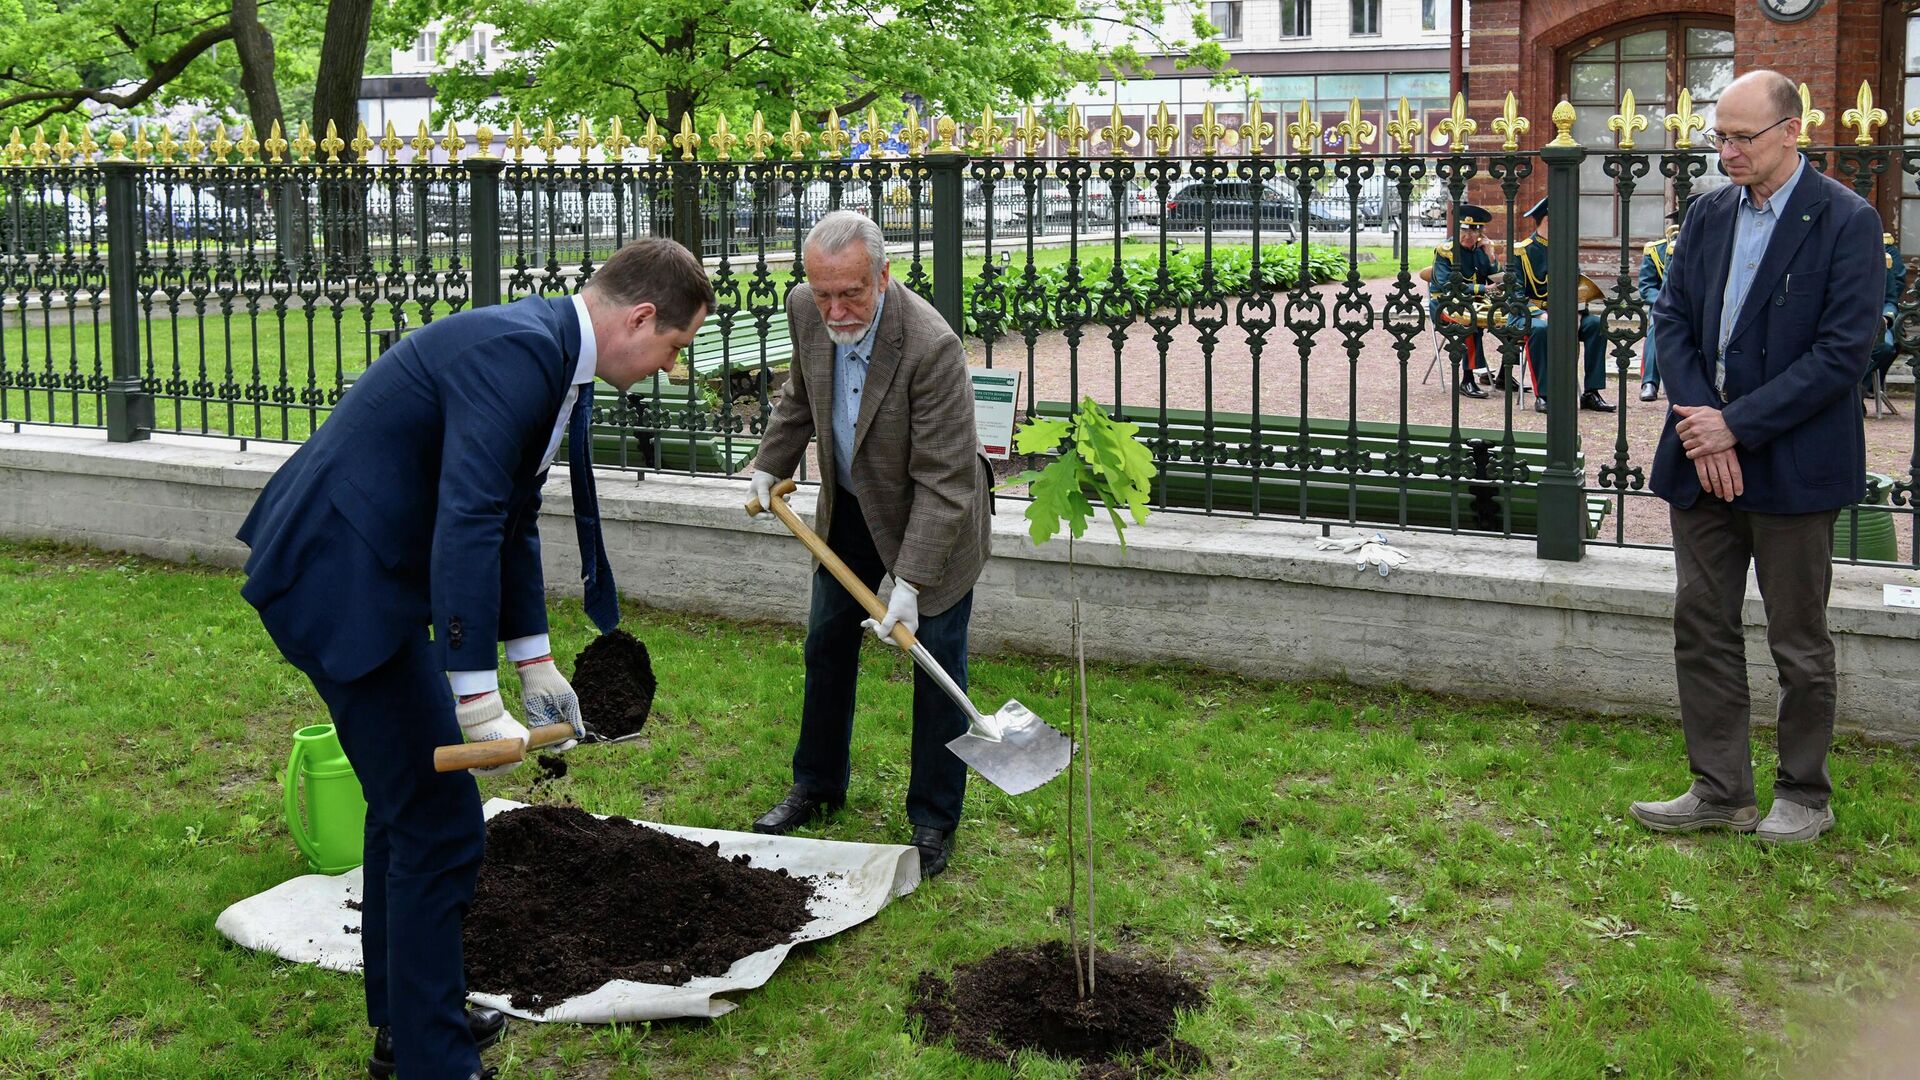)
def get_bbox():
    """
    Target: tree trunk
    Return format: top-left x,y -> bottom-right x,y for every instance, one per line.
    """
312,0 -> 376,153
231,0 -> 283,141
